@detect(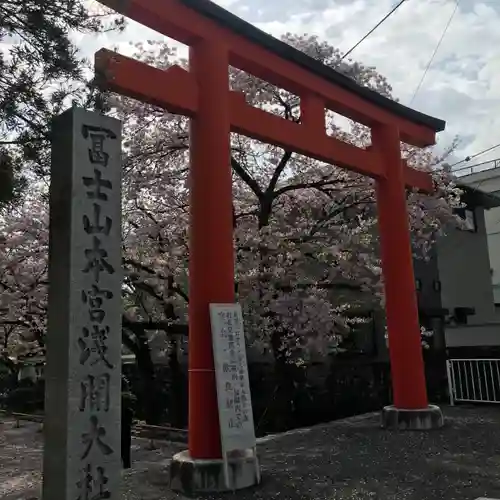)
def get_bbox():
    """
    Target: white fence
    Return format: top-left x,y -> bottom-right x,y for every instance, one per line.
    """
446,359 -> 500,405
